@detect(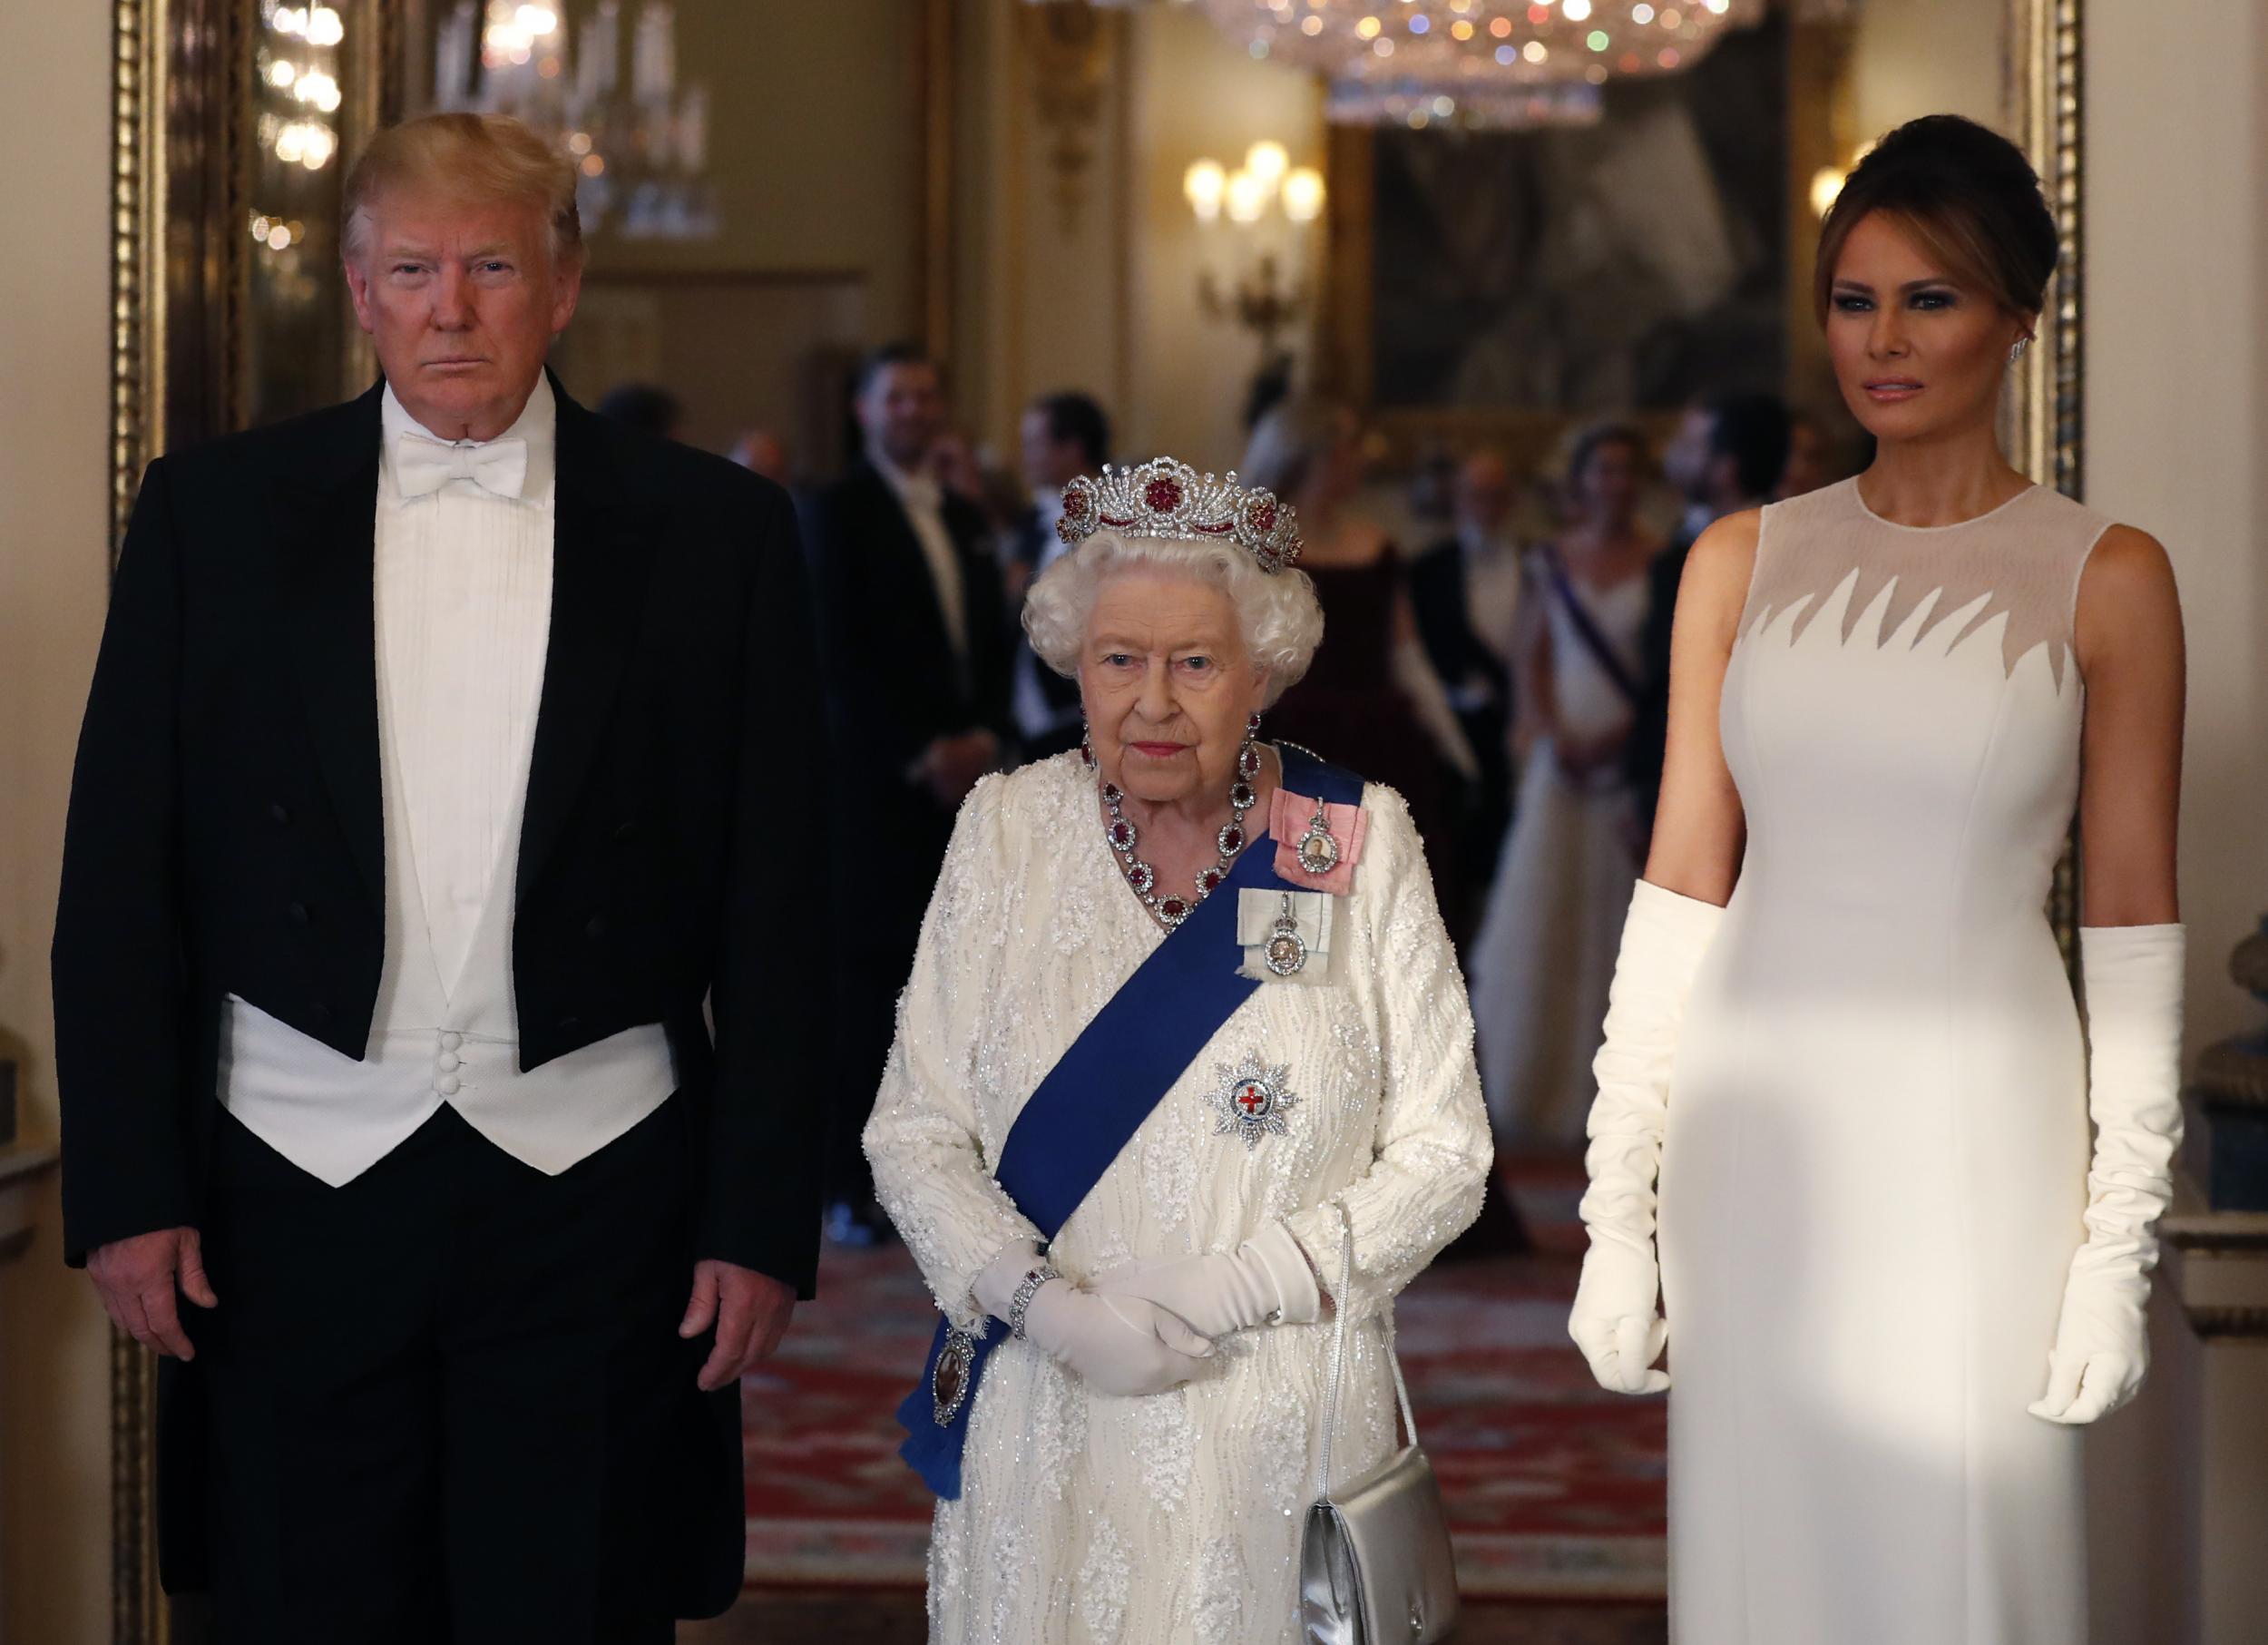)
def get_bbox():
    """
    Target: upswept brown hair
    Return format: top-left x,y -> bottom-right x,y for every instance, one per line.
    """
341,112 -> 582,269
1813,114 -> 2058,325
